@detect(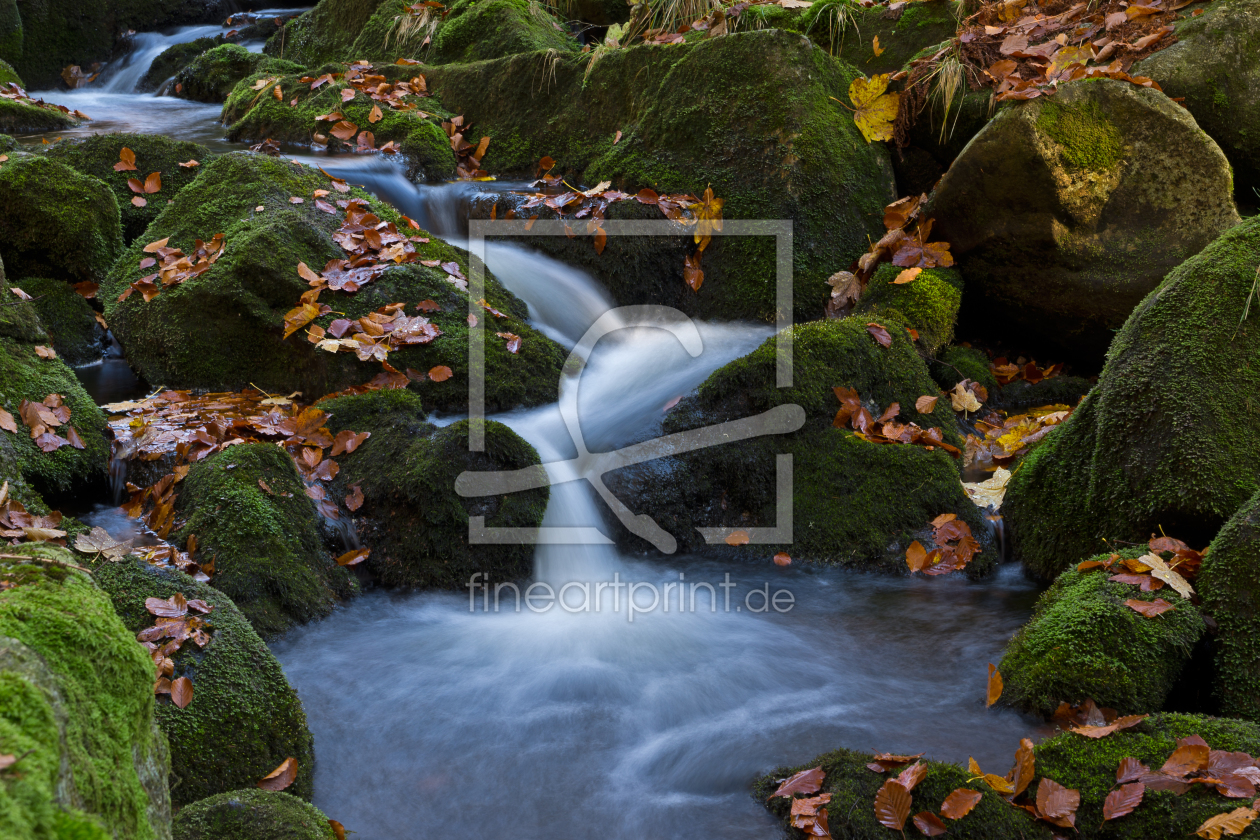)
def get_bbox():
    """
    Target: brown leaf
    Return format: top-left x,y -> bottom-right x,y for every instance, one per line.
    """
369,103 -> 383,123
0,408 -> 16,434
940,788 -> 982,820
257,757 -> 299,791
144,171 -> 161,194
329,820 -> 346,840
1162,743 -> 1211,778
1010,737 -> 1035,797
34,345 -> 56,360
896,761 -> 928,793
1117,757 -> 1150,784
131,196 -> 148,208
428,365 -> 453,382
874,779 -> 911,831
684,251 -> 703,292
330,120 -> 358,141
1126,598 -> 1176,617
1195,806 -> 1257,839
114,147 -> 137,171
496,331 -> 522,354
1035,778 -> 1080,828
336,547 -> 369,566
146,593 -> 187,617
913,811 -> 948,836
345,484 -> 364,512
1102,781 -> 1144,821
178,159 -> 200,168
986,663 -> 1003,707
170,675 -> 193,709
768,766 -> 825,799
915,395 -> 939,413
1071,714 -> 1148,739
893,267 -> 922,284
773,552 -> 791,567
866,323 -> 892,348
